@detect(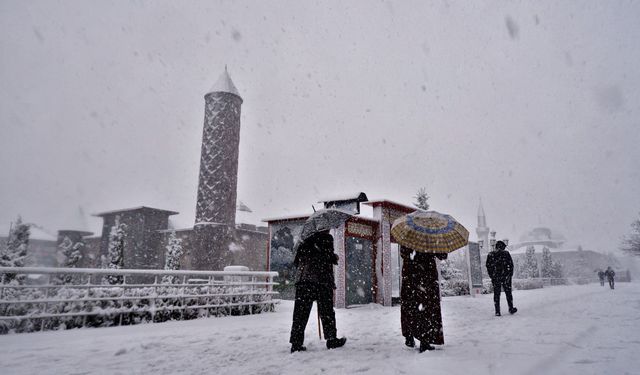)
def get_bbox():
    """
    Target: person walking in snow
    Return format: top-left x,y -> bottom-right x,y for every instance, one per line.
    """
485,240 -> 517,316
289,230 -> 347,353
605,266 -> 615,289
597,270 -> 605,286
400,246 -> 447,352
